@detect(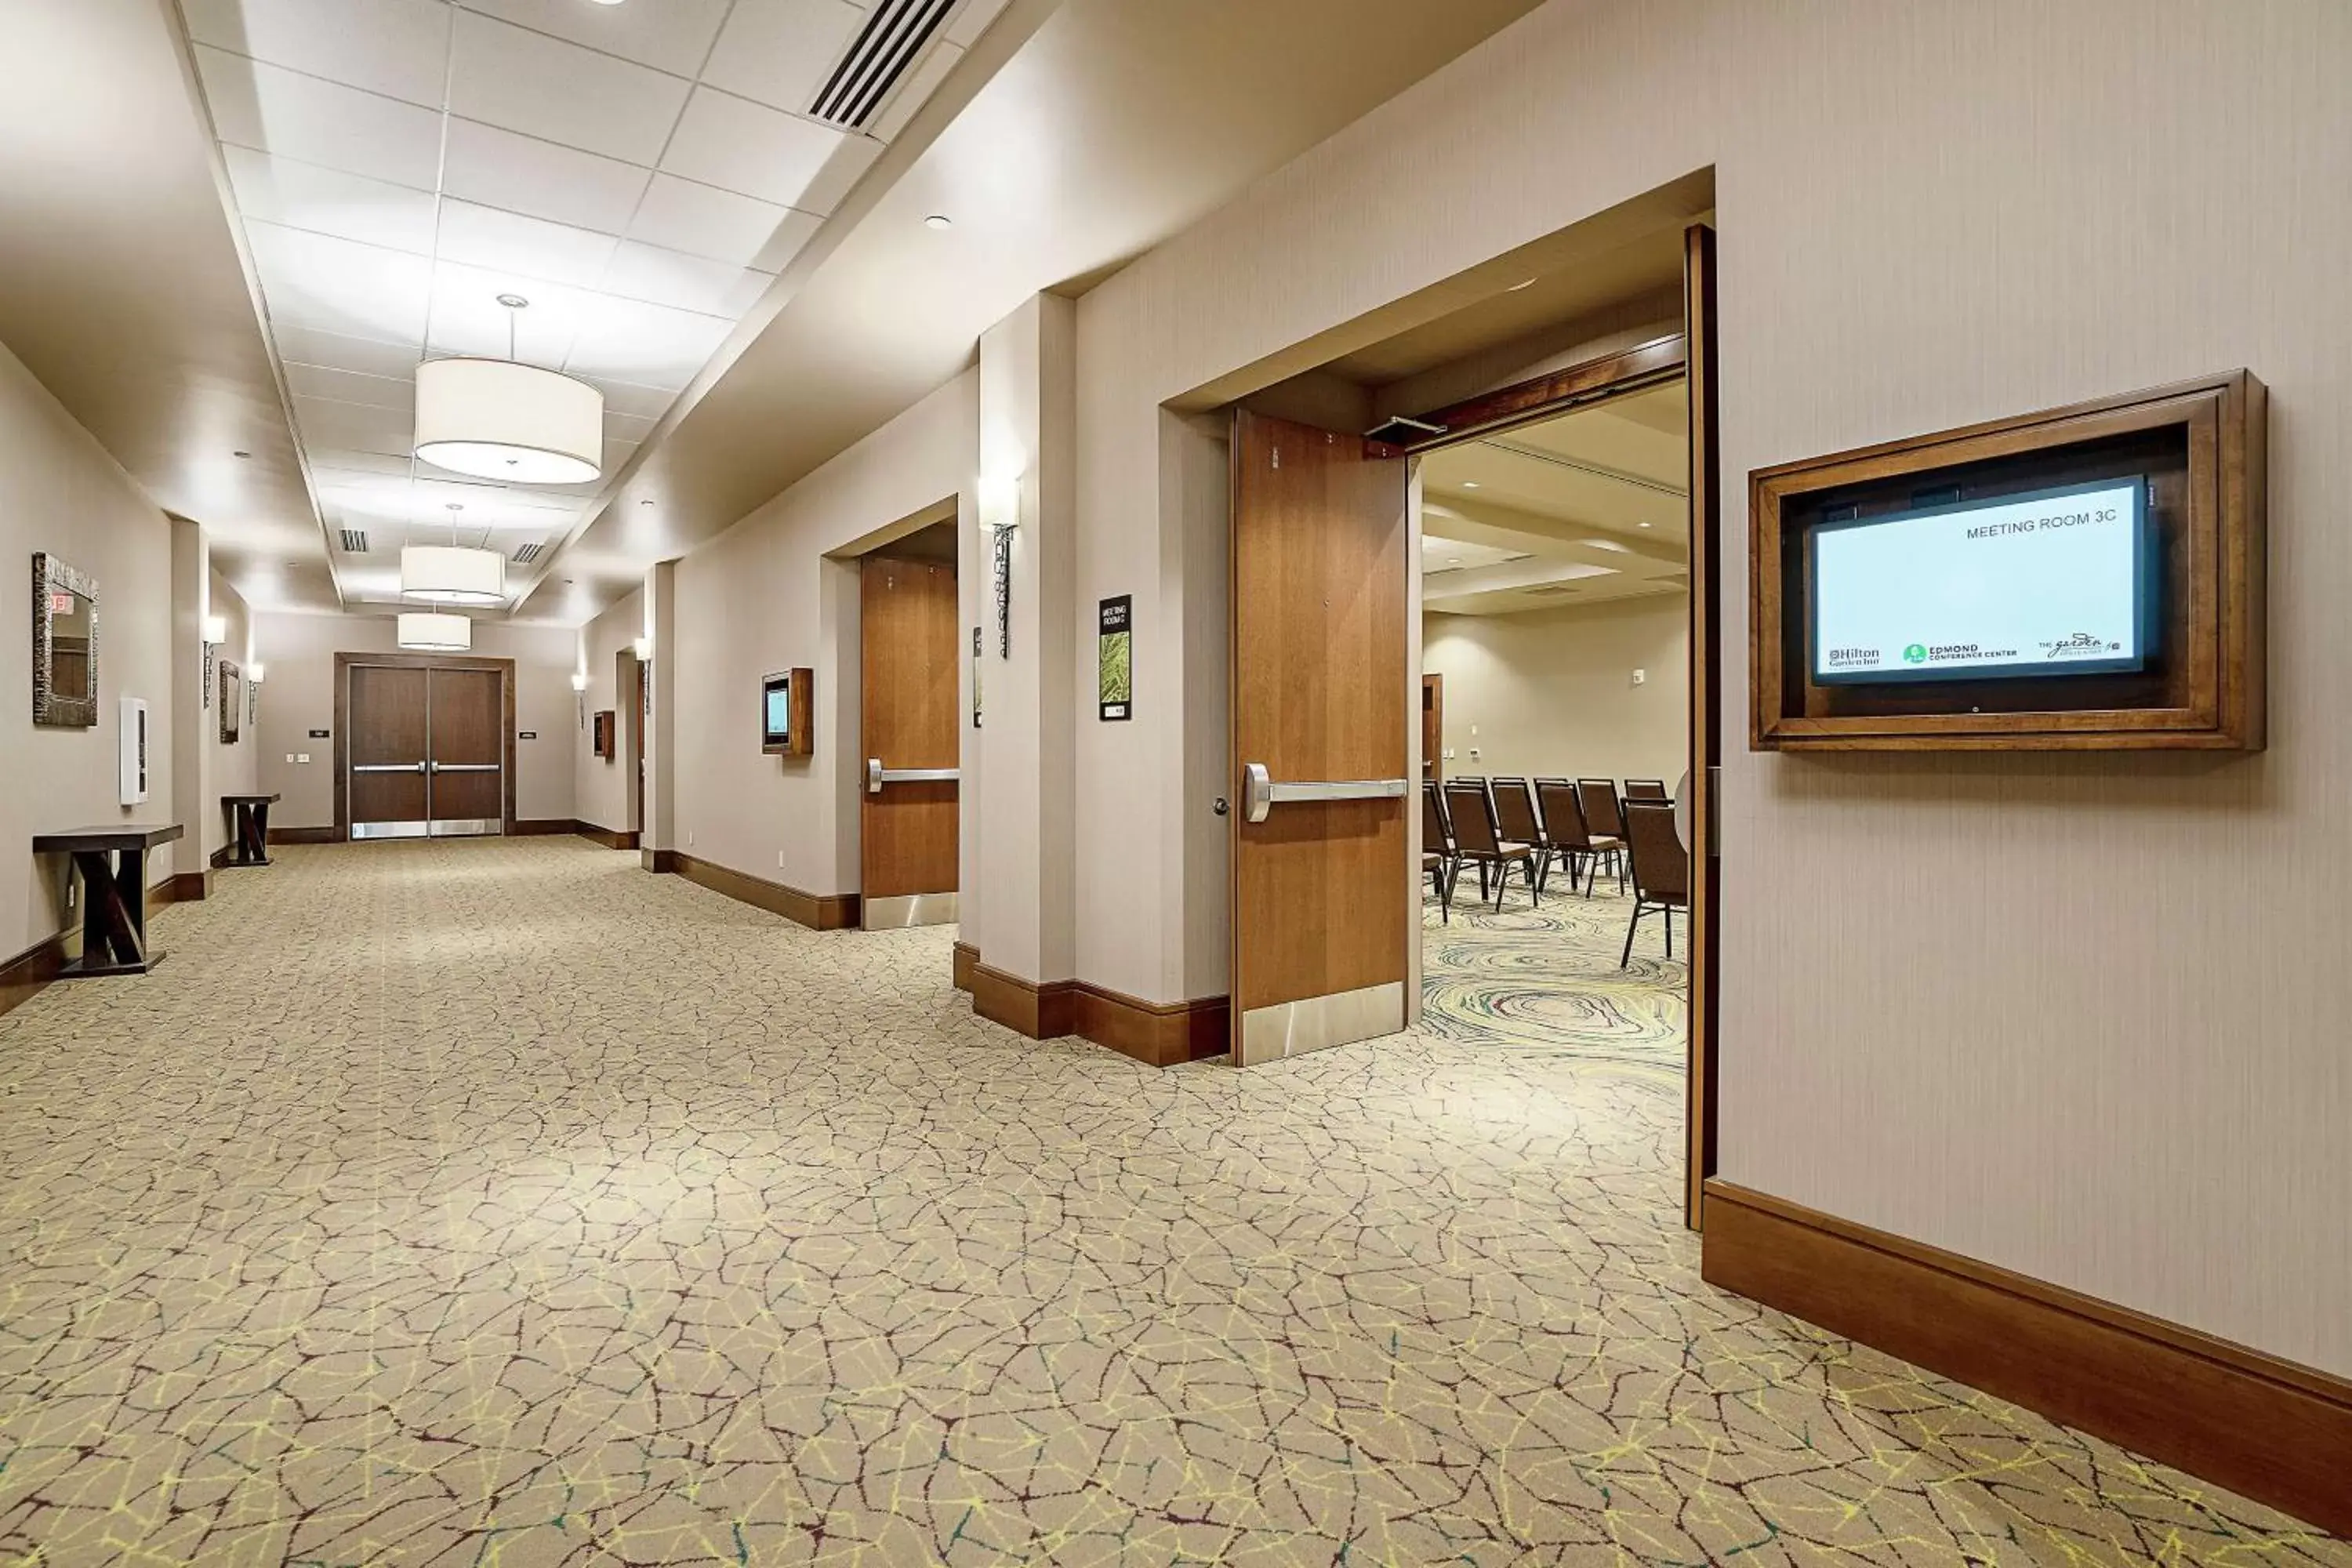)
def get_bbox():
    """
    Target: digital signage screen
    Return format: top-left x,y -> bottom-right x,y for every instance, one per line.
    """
761,674 -> 793,748
1809,477 -> 2155,684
